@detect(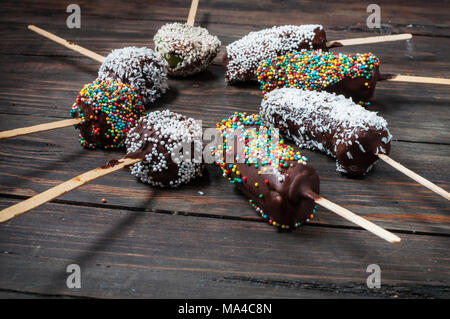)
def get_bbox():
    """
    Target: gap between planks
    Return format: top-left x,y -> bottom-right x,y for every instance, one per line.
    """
1,193 -> 449,238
